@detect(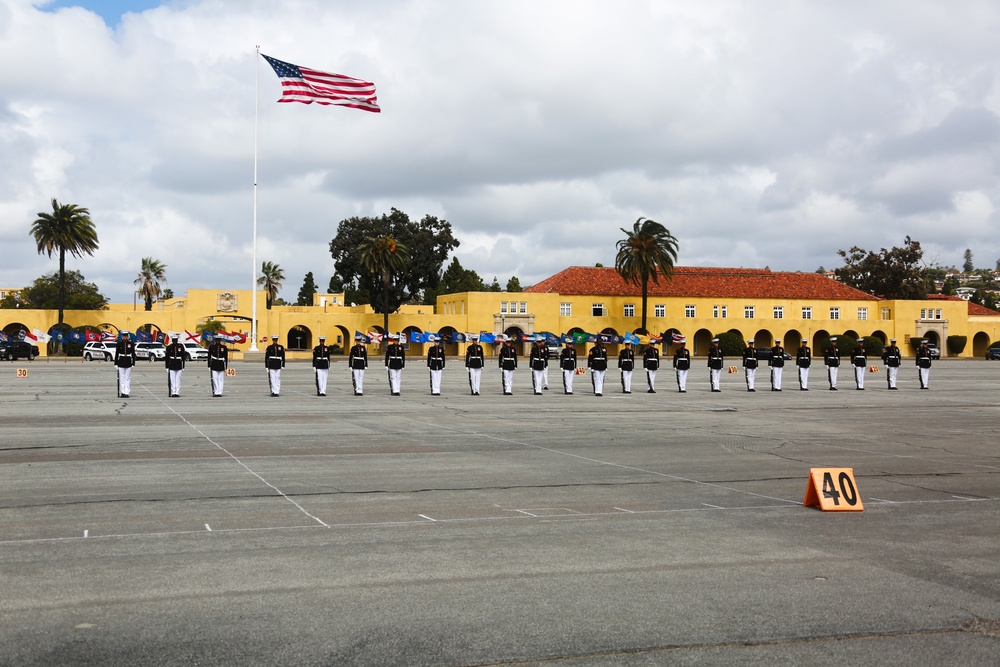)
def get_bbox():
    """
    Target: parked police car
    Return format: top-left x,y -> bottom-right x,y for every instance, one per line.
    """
82,341 -> 116,361
135,342 -> 166,362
